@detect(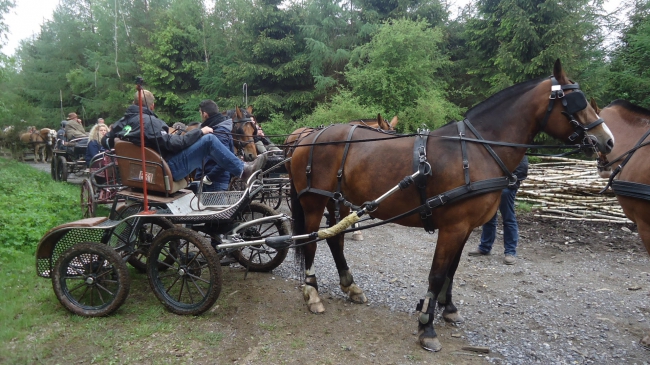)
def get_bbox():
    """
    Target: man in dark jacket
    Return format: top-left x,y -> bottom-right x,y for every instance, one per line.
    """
468,156 -> 529,265
102,90 -> 266,183
194,100 -> 234,191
